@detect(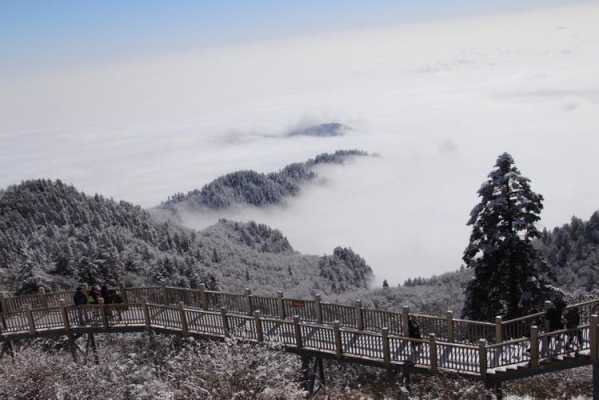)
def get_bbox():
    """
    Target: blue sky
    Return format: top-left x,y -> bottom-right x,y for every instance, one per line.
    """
0,0 -> 584,73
